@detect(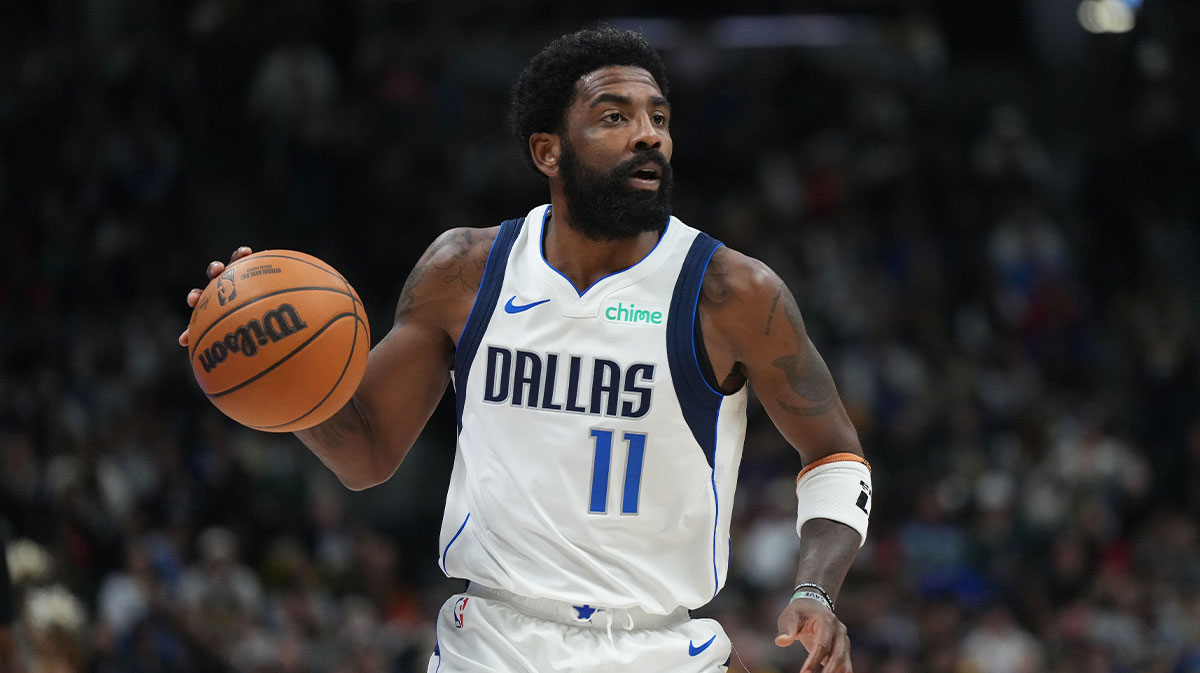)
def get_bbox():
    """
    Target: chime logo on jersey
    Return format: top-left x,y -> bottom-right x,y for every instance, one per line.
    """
602,301 -> 664,326
481,346 -> 654,418
453,597 -> 469,628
